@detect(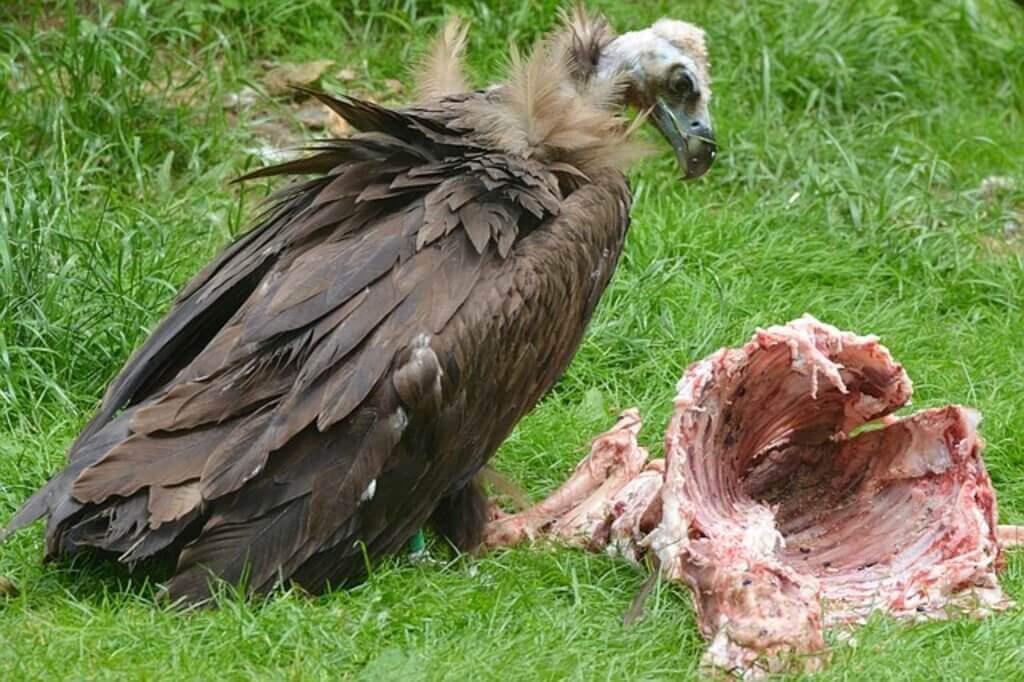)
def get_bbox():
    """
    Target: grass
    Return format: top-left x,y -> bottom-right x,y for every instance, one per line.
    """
1,0 -> 1023,678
